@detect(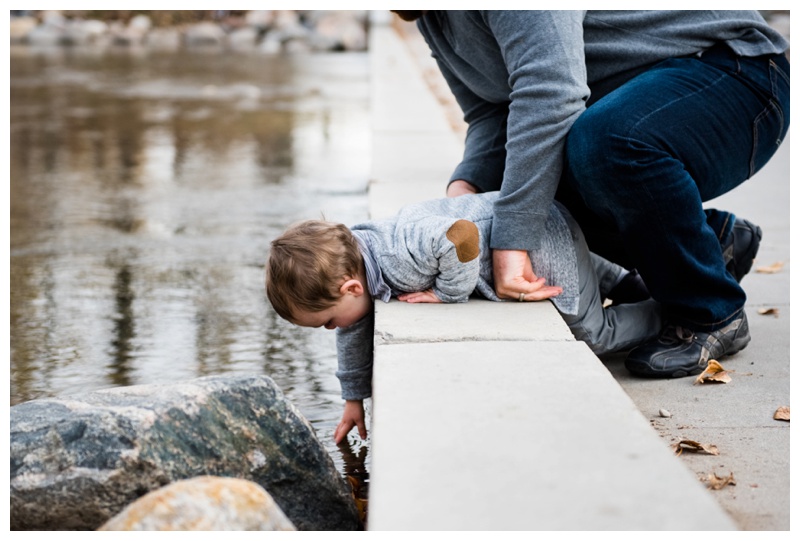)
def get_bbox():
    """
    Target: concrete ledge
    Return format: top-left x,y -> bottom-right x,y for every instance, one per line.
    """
370,14 -> 453,135
368,180 -> 445,220
371,131 -> 463,184
368,341 -> 736,530
375,298 -> 575,344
